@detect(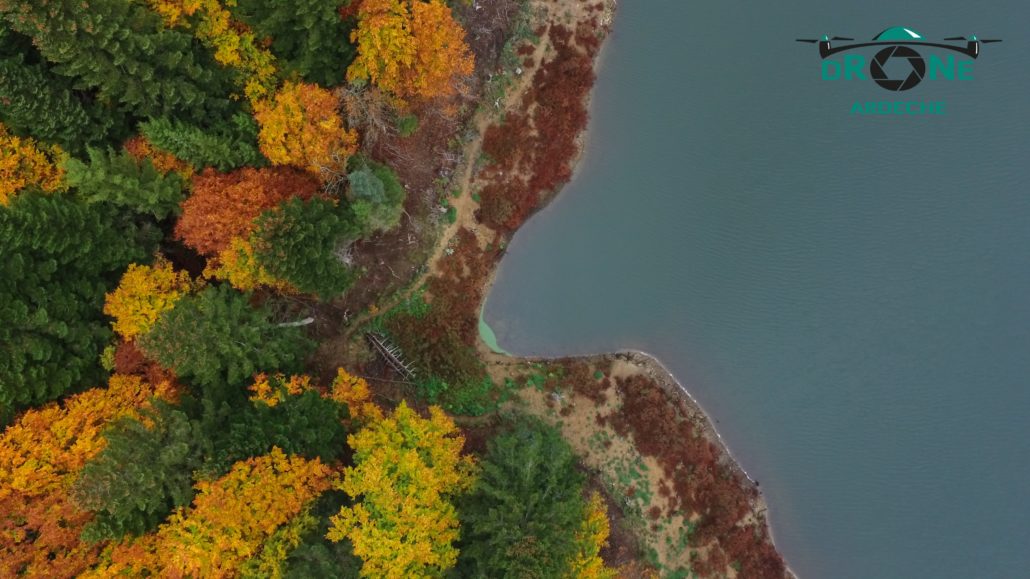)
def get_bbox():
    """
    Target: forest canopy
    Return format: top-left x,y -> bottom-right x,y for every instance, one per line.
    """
0,1 -> 649,577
